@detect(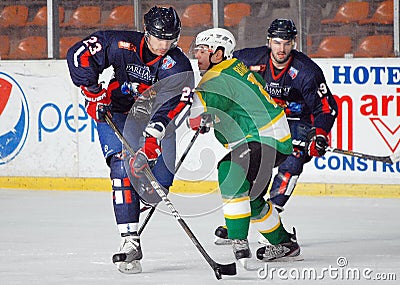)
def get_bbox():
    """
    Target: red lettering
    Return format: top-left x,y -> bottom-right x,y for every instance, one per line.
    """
397,88 -> 400,116
360,93 -> 400,116
334,95 -> 353,150
360,95 -> 378,115
382,95 -> 395,116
